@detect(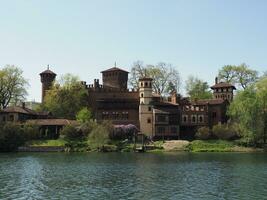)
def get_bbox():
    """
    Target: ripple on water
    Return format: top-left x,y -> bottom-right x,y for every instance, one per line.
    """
0,153 -> 267,200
